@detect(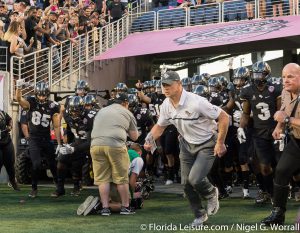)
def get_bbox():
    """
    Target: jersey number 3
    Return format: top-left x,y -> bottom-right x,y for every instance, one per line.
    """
256,102 -> 271,121
31,111 -> 51,127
